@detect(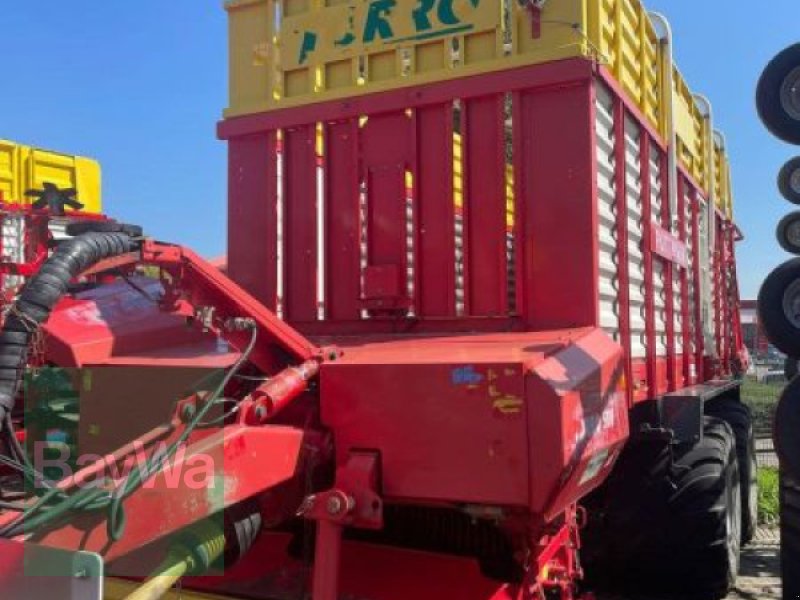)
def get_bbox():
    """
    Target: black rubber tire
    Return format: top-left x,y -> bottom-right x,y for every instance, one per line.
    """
786,356 -> 799,381
582,417 -> 741,598
782,471 -> 800,600
757,44 -> 800,144
757,258 -> 800,357
778,212 -> 800,255
65,220 -> 143,238
706,397 -> 759,545
775,375 -> 800,480
779,157 -> 800,204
